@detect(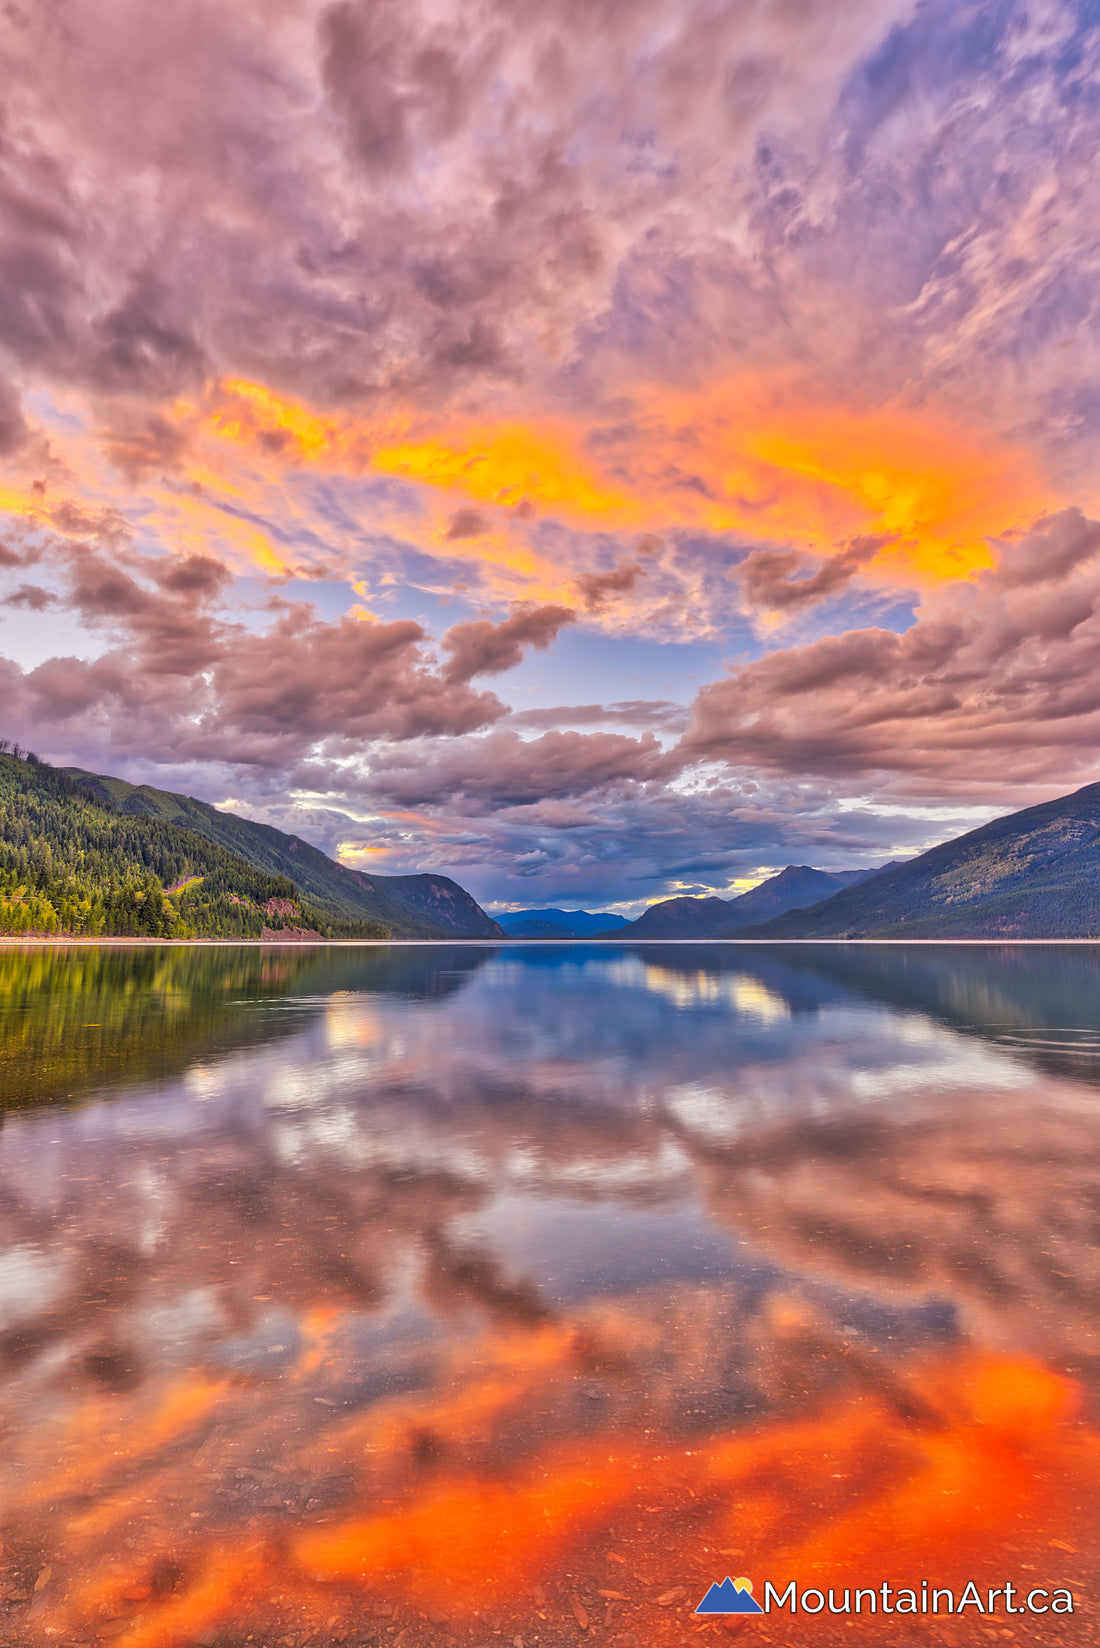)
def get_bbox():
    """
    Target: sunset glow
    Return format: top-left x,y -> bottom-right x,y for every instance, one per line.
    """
3,0 -> 1100,1602
5,1331 -> 1093,1646
1,939 -> 1098,1648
